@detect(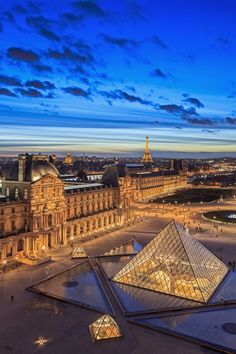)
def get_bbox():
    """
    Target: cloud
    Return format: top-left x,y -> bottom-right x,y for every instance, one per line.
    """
0,75 -> 22,86
47,47 -> 93,65
17,88 -> 43,98
72,1 -> 107,17
25,80 -> 55,90
62,86 -> 91,98
14,4 -> 26,14
151,35 -> 168,49
159,104 -> 184,114
26,16 -> 60,42
151,68 -> 167,79
3,11 -> 15,23
125,86 -> 136,93
159,104 -> 198,119
0,88 -> 17,97
184,97 -> 204,108
202,129 -> 219,134
7,47 -> 39,62
63,12 -> 83,22
225,116 -> 236,125
100,34 -> 137,48
184,117 -> 214,126
217,36 -> 231,46
99,89 -> 154,107
39,28 -> 60,42
32,63 -> 52,73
